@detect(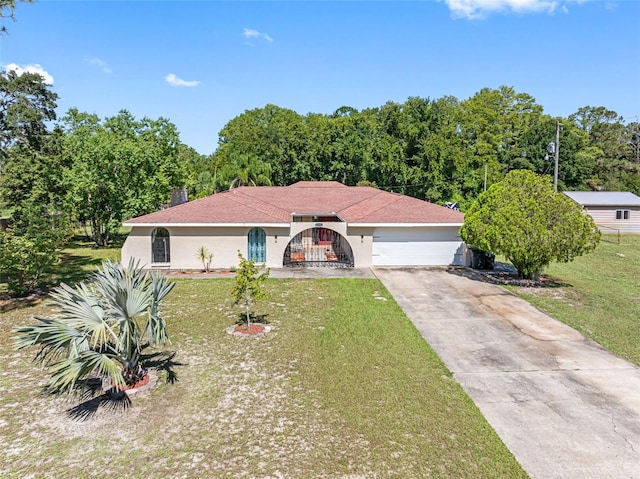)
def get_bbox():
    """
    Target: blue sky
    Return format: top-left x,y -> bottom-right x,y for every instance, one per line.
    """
2,0 -> 639,155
